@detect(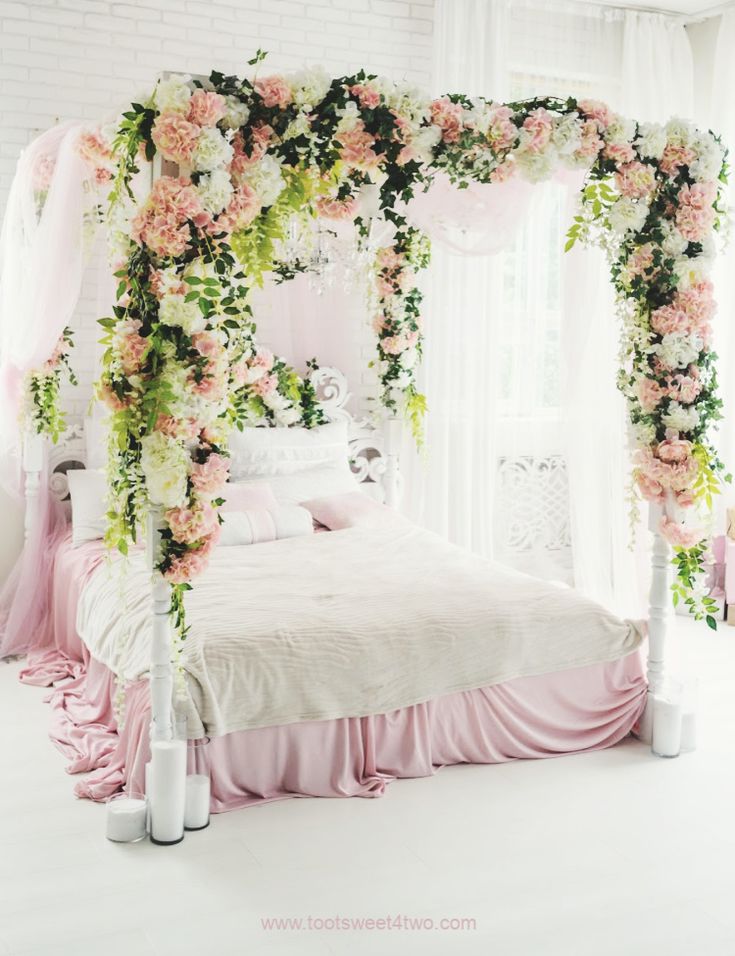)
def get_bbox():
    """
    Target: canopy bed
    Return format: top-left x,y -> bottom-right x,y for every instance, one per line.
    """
0,59 -> 728,844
